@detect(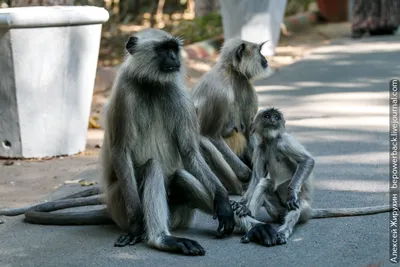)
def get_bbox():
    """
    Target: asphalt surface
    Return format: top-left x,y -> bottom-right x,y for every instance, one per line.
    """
1,34 -> 399,267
